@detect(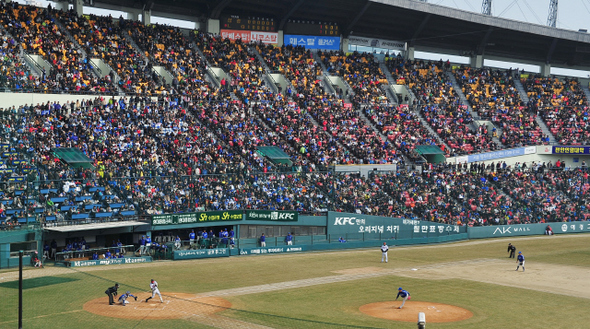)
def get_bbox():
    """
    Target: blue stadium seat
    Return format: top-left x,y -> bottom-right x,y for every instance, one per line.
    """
45,216 -> 56,222
61,205 -> 77,212
120,210 -> 136,216
71,213 -> 90,220
6,208 -> 25,215
75,196 -> 92,202
50,197 -> 67,203
94,212 -> 113,218
88,186 -> 106,192
108,203 -> 125,209
84,204 -> 101,211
